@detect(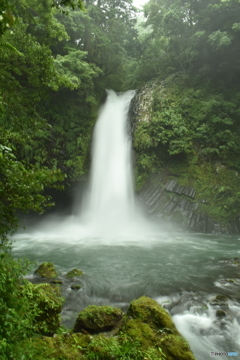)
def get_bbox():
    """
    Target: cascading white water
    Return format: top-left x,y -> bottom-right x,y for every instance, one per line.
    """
81,90 -> 136,234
